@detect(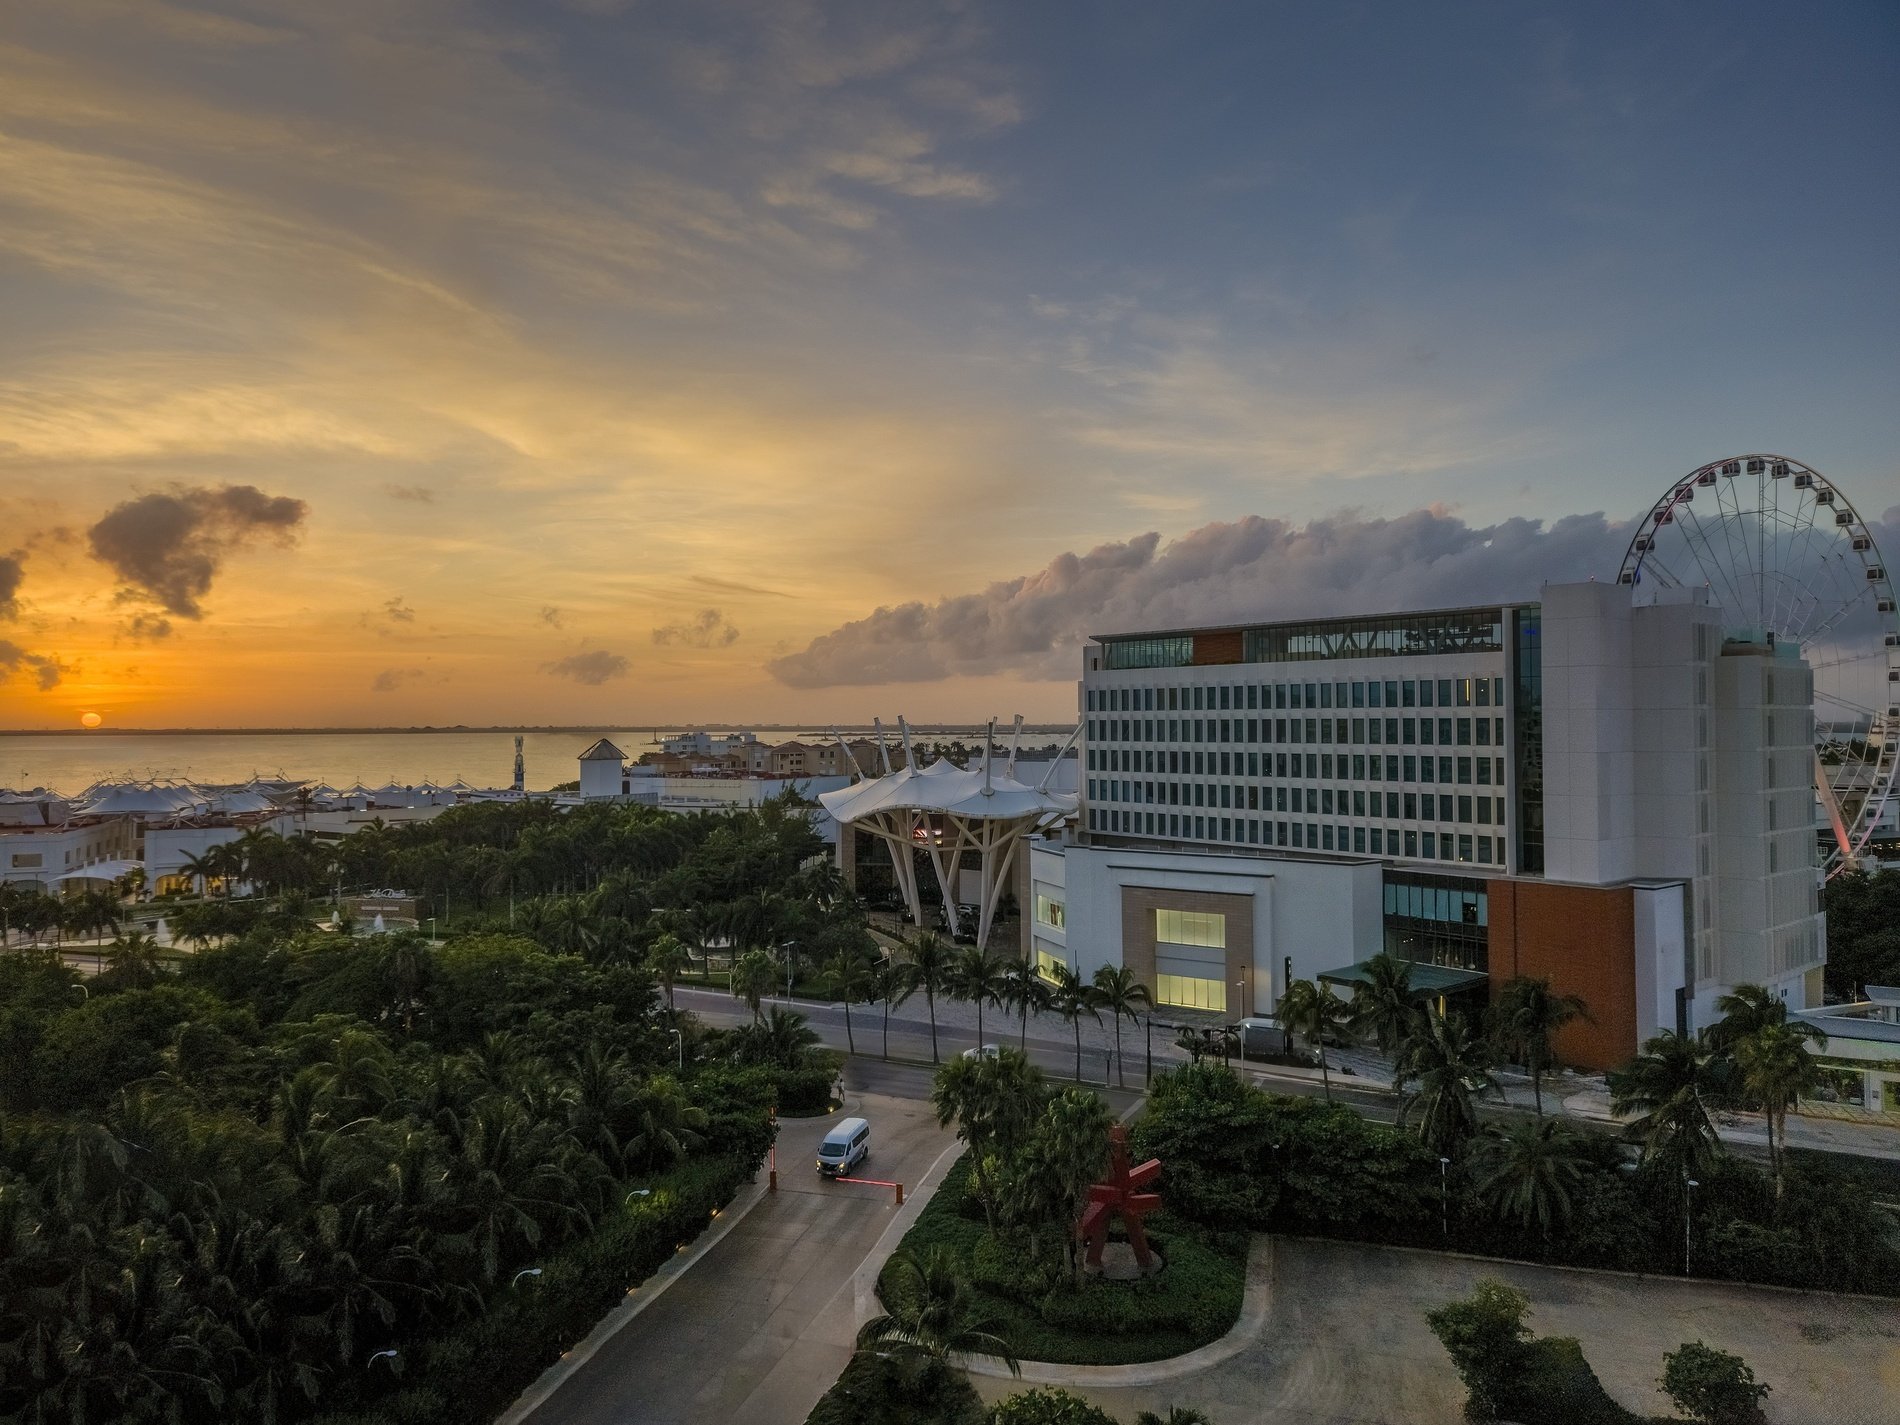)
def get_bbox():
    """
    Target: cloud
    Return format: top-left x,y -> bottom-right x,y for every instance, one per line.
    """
385,484 -> 436,503
383,596 -> 416,624
371,666 -> 426,693
767,507 -> 1631,687
127,613 -> 173,641
0,551 -> 22,618
0,639 -> 65,691
652,607 -> 740,648
538,605 -> 565,628
86,484 -> 308,618
544,649 -> 631,684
